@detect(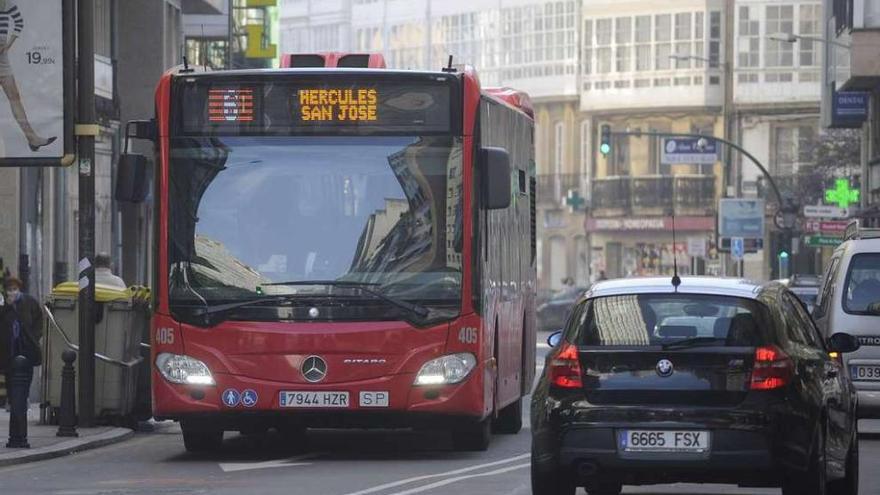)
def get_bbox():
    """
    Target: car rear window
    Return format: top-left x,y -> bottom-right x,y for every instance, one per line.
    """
572,294 -> 769,347
843,253 -> 880,314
